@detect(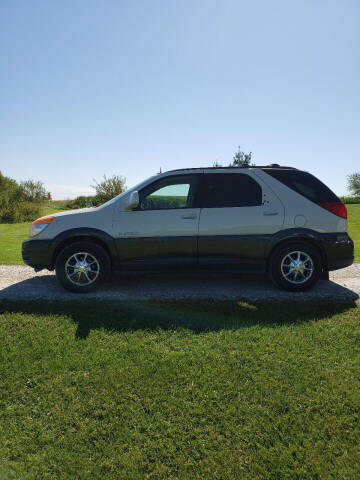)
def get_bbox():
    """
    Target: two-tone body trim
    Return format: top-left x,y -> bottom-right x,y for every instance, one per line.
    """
22,228 -> 354,273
